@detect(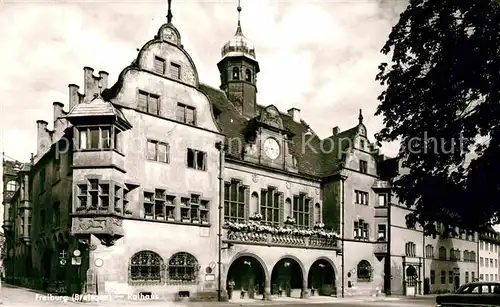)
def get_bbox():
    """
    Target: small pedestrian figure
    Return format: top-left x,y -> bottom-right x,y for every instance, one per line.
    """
227,279 -> 235,300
